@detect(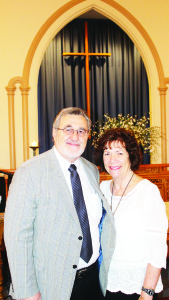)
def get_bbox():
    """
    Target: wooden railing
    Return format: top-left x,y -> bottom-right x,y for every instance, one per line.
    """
0,169 -> 15,200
